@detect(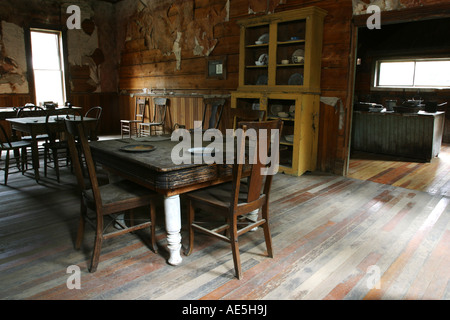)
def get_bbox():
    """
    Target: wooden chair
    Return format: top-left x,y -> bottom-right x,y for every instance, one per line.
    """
0,122 -> 31,185
191,97 -> 225,132
120,97 -> 148,138
185,119 -> 283,279
84,106 -> 102,141
15,106 -> 48,170
139,98 -> 168,136
228,108 -> 266,129
42,109 -> 79,183
65,119 -> 158,273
